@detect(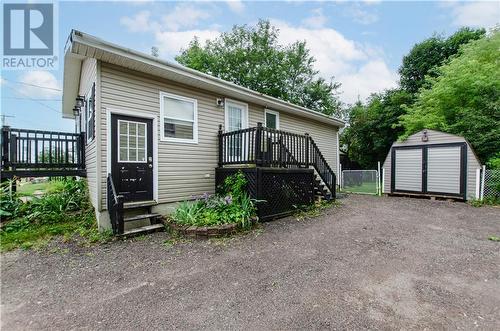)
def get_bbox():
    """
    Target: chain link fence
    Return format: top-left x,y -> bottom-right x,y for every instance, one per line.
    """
482,169 -> 500,200
341,170 -> 379,195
